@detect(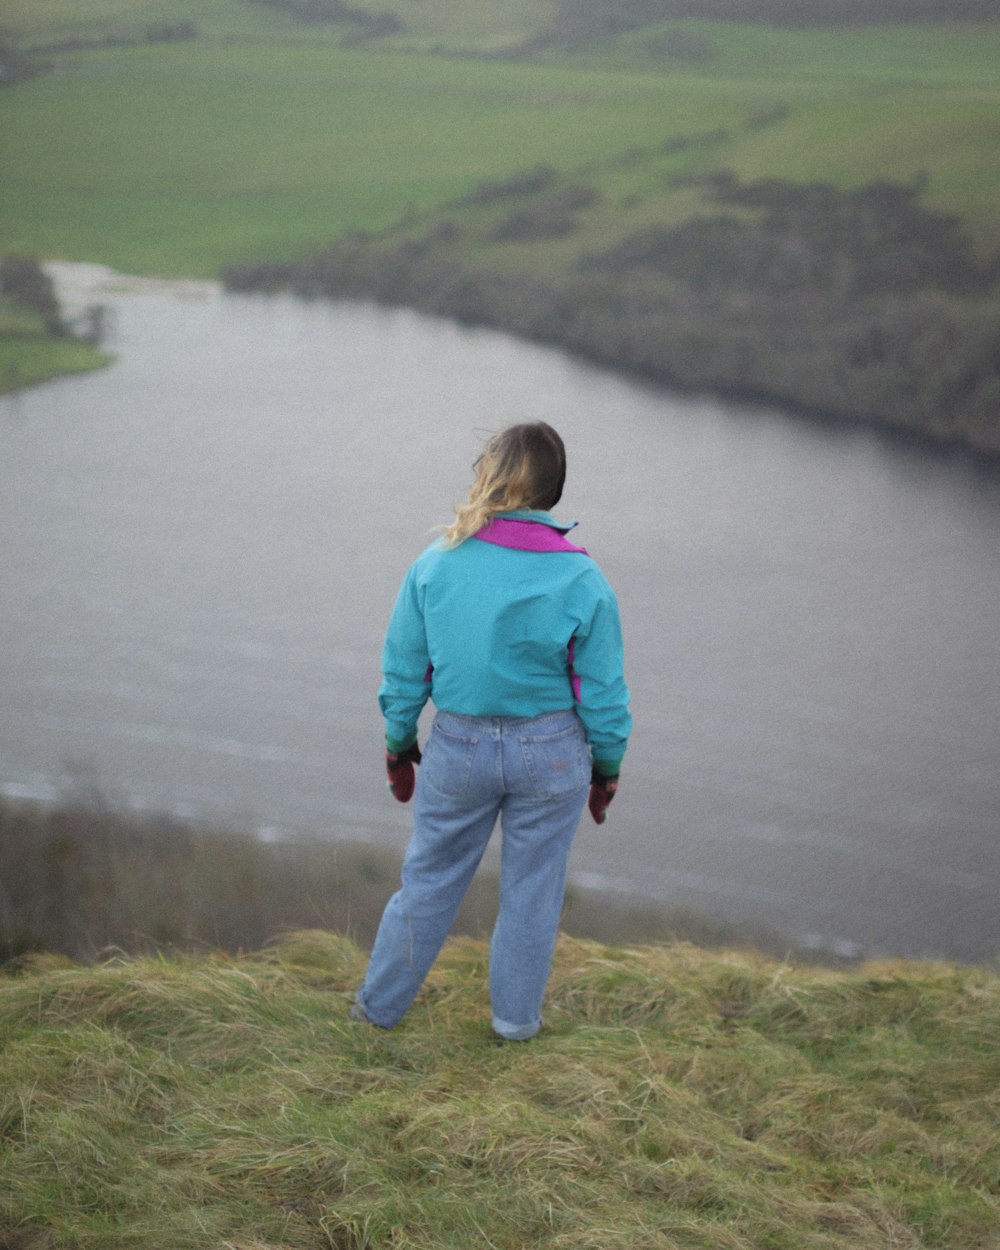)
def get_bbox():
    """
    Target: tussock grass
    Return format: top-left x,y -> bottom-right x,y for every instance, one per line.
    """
2,931 -> 998,1248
